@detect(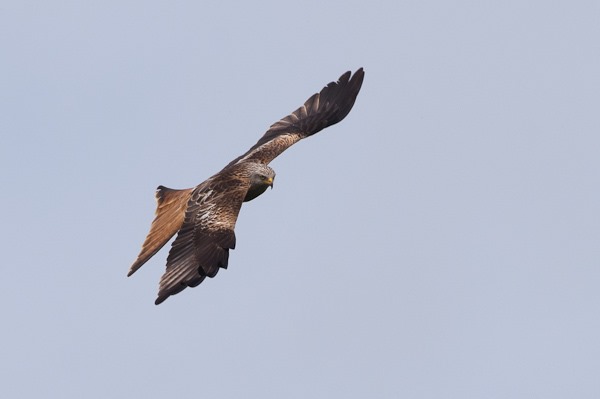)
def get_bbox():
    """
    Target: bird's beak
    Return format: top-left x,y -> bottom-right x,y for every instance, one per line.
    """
266,177 -> 274,189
